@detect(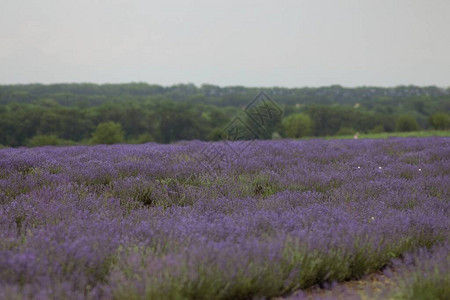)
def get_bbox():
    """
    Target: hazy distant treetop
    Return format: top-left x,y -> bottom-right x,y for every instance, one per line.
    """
0,83 -> 449,107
